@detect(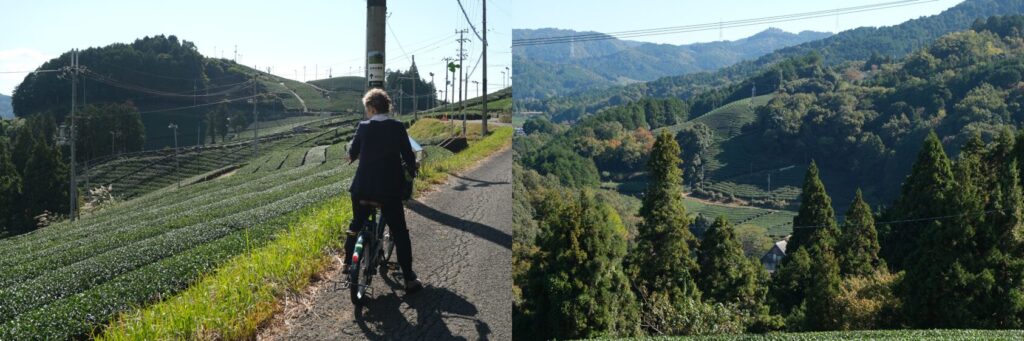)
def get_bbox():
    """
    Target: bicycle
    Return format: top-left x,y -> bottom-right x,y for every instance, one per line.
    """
348,200 -> 397,306
345,135 -> 425,306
